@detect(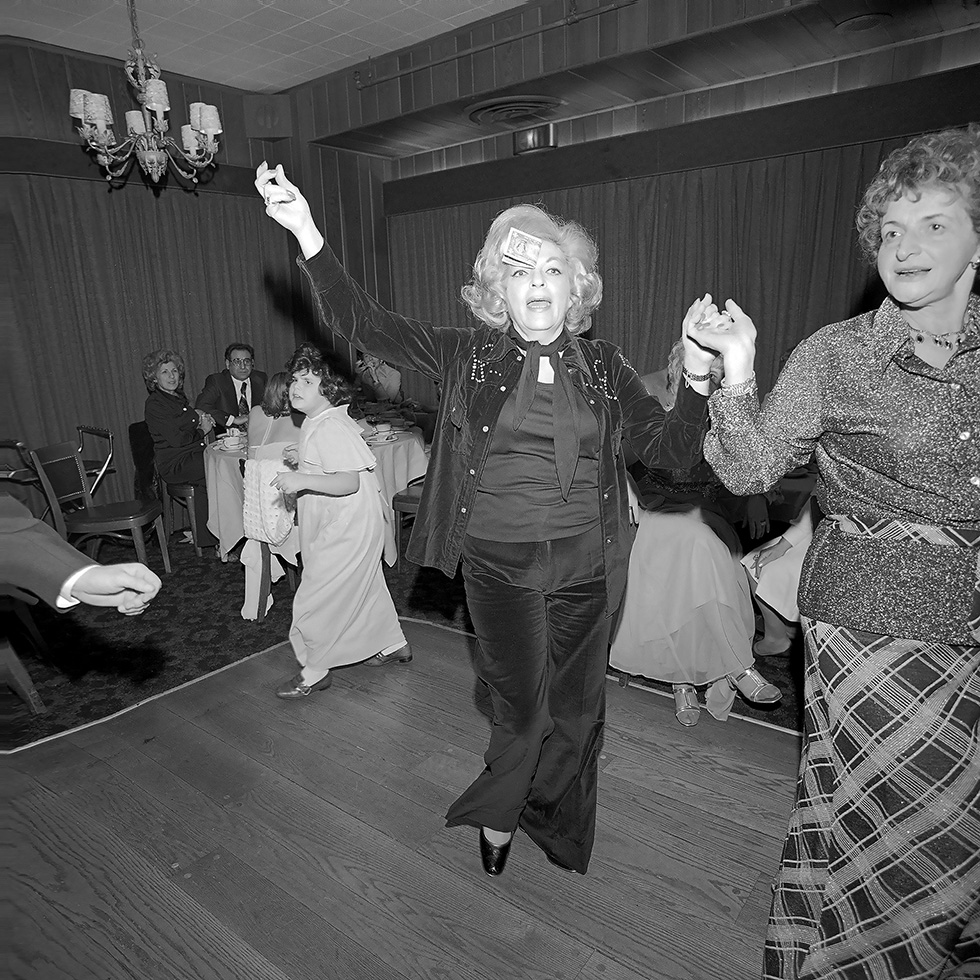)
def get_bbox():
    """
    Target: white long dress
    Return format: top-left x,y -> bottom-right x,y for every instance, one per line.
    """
290,405 -> 405,684
611,508 -> 756,673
